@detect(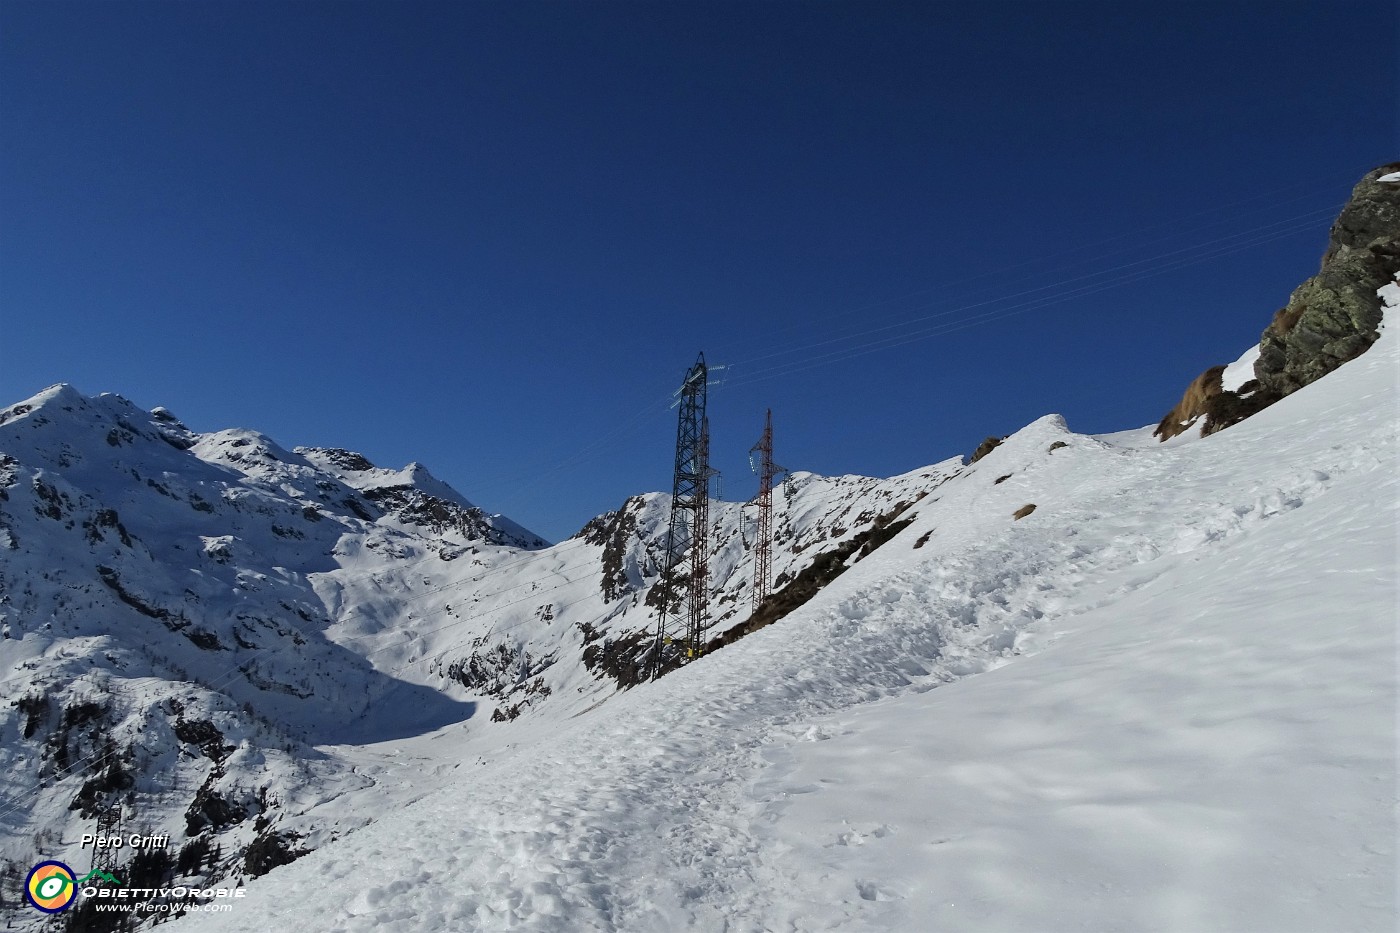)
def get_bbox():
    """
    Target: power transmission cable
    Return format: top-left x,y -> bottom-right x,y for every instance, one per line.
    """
457,194 -> 1344,515
706,171 -> 1363,360
721,211 -> 1335,389
722,204 -> 1340,372
716,179 -> 1349,357
394,173 -> 1362,516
